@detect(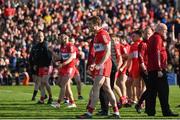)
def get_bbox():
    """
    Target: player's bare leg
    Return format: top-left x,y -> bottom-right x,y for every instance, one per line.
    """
118,74 -> 128,105
74,73 -> 83,99
102,77 -> 119,115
